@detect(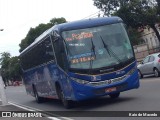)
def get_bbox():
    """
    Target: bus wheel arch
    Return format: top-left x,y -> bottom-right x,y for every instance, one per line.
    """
55,81 -> 72,109
55,82 -> 61,99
